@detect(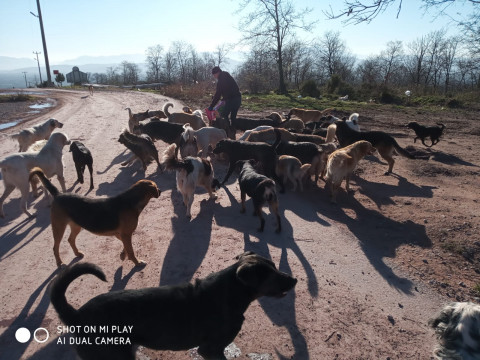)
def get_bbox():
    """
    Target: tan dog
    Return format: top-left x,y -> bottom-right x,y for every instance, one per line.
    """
10,118 -> 64,152
275,155 -> 311,192
164,102 -> 206,130
29,167 -> 160,267
325,140 -> 376,203
0,132 -> 70,218
286,108 -> 333,124
125,108 -> 150,132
